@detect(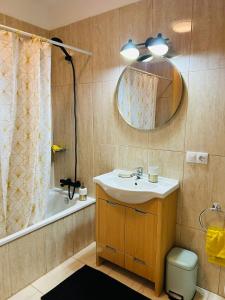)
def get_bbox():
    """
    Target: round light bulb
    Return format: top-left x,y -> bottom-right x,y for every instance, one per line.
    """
120,47 -> 139,60
148,44 -> 169,56
120,39 -> 139,60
